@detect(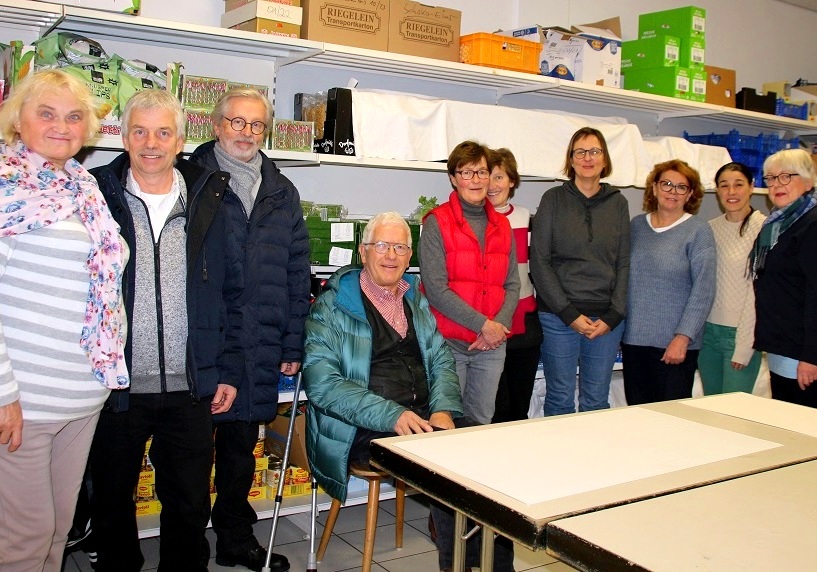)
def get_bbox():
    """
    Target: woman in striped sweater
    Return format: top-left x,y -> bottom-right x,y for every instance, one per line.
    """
488,148 -> 543,422
0,70 -> 128,570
